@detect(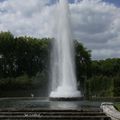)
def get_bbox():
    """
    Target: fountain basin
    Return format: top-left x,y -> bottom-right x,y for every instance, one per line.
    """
0,97 -> 101,110
49,97 -> 84,101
